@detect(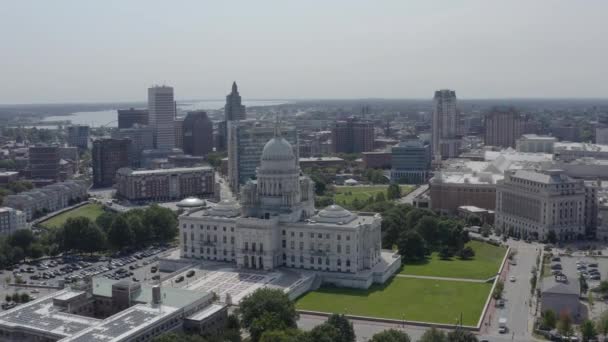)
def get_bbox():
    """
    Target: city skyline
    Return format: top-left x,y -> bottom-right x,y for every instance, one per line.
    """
2,1 -> 608,103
